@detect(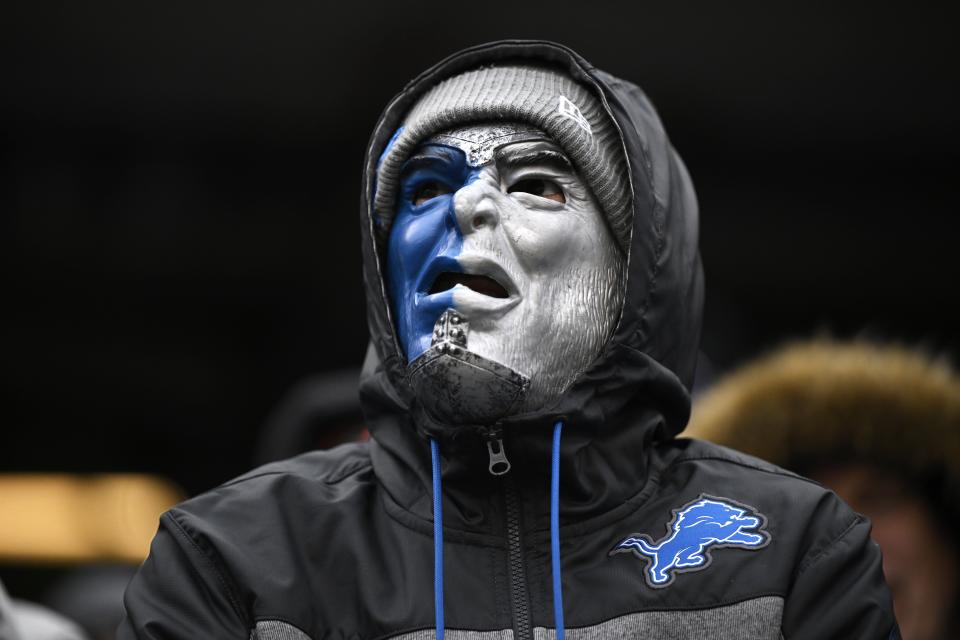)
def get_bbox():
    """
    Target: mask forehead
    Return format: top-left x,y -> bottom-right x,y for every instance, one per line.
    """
426,123 -> 551,167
